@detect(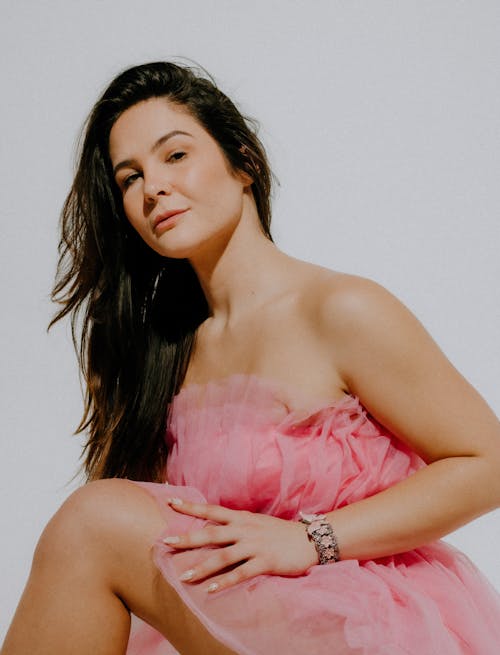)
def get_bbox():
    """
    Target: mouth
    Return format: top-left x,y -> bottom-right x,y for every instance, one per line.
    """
153,209 -> 188,232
